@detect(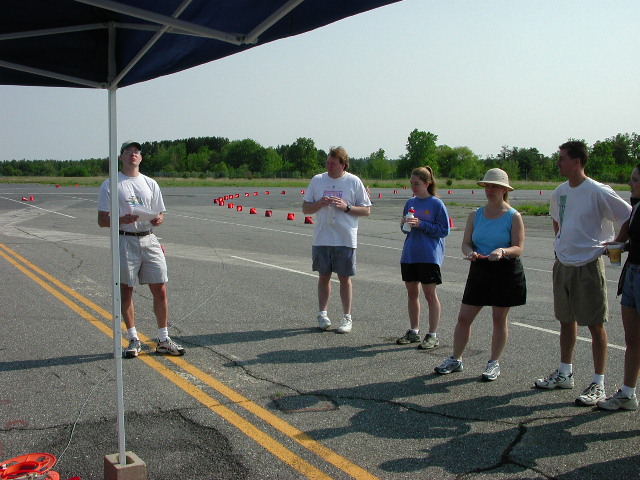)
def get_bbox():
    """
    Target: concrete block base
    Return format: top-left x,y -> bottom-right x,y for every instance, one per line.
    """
104,451 -> 147,480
